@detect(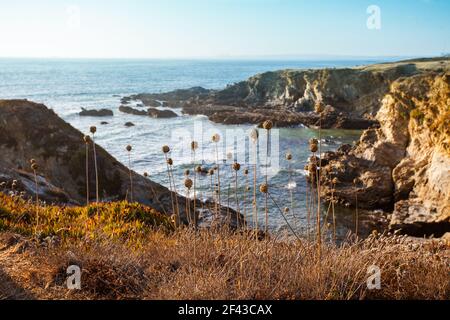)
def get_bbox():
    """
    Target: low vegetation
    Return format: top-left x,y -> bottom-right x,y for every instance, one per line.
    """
0,192 -> 448,300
